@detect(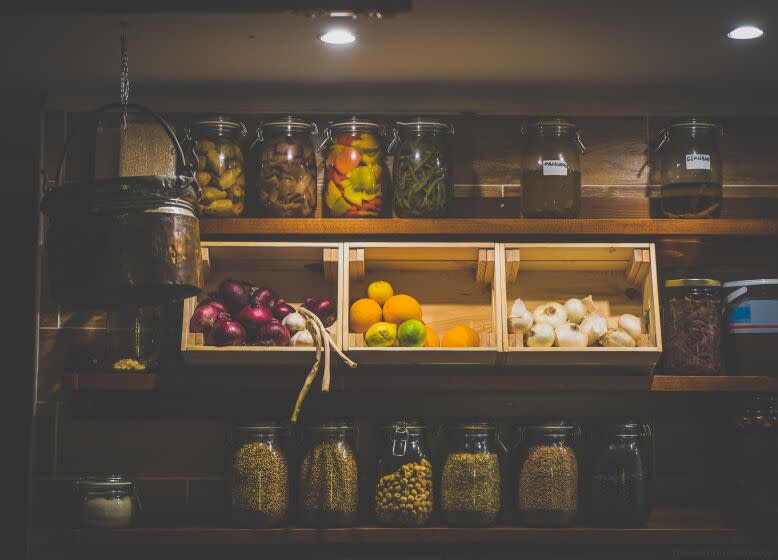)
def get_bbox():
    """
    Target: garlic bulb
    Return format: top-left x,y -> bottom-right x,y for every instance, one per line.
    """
580,314 -> 608,346
554,322 -> 589,347
533,302 -> 567,328
525,323 -> 555,347
564,298 -> 587,324
290,329 -> 315,346
618,313 -> 643,341
282,312 -> 307,335
601,328 -> 637,347
508,298 -> 534,334
582,295 -> 597,315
